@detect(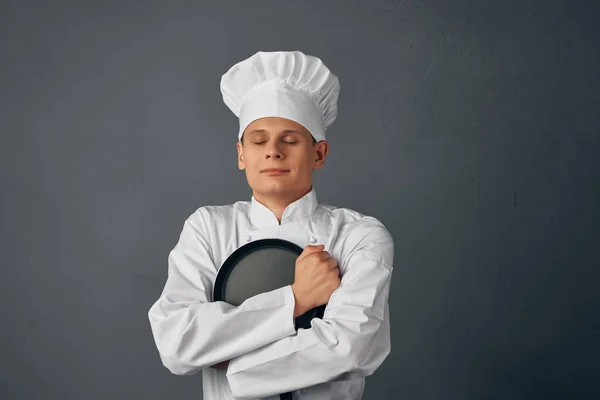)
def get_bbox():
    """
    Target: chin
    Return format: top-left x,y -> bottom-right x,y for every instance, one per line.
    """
258,184 -> 293,194
251,180 -> 296,195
